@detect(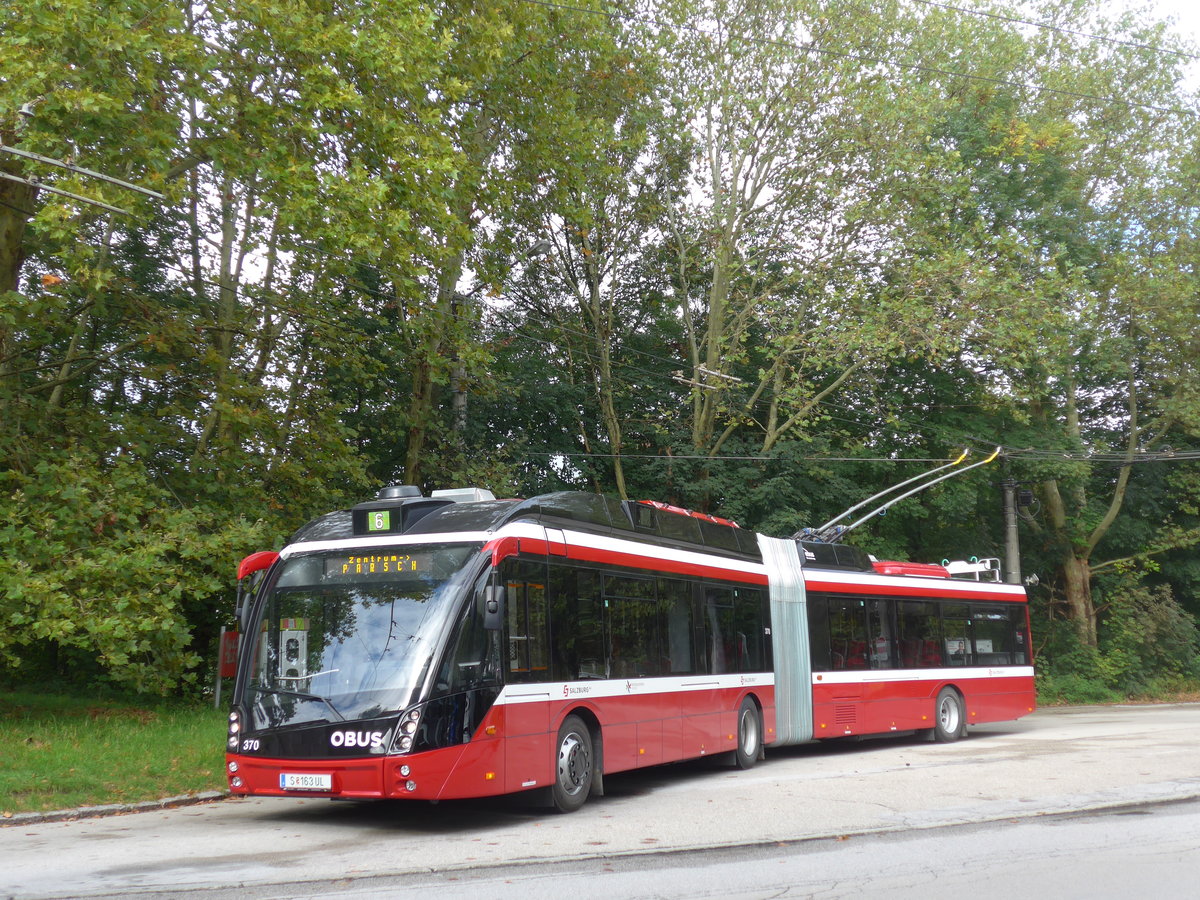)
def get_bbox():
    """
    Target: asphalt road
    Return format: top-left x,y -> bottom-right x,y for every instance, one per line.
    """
3,703 -> 1199,899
